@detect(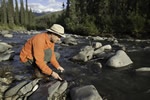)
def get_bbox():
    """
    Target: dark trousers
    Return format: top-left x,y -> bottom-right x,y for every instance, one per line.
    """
24,49 -> 60,79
